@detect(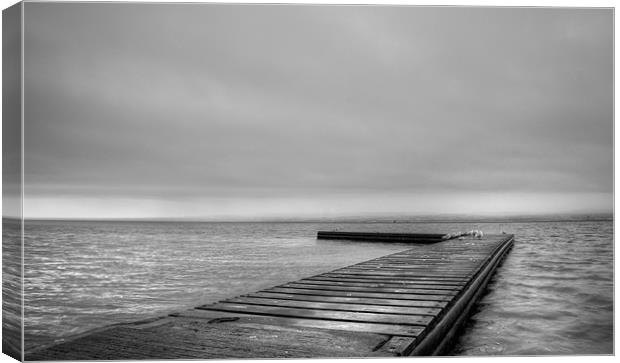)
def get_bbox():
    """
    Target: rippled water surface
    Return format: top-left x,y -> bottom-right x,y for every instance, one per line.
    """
450,220 -> 614,356
2,219 -> 22,359
17,219 -> 613,355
